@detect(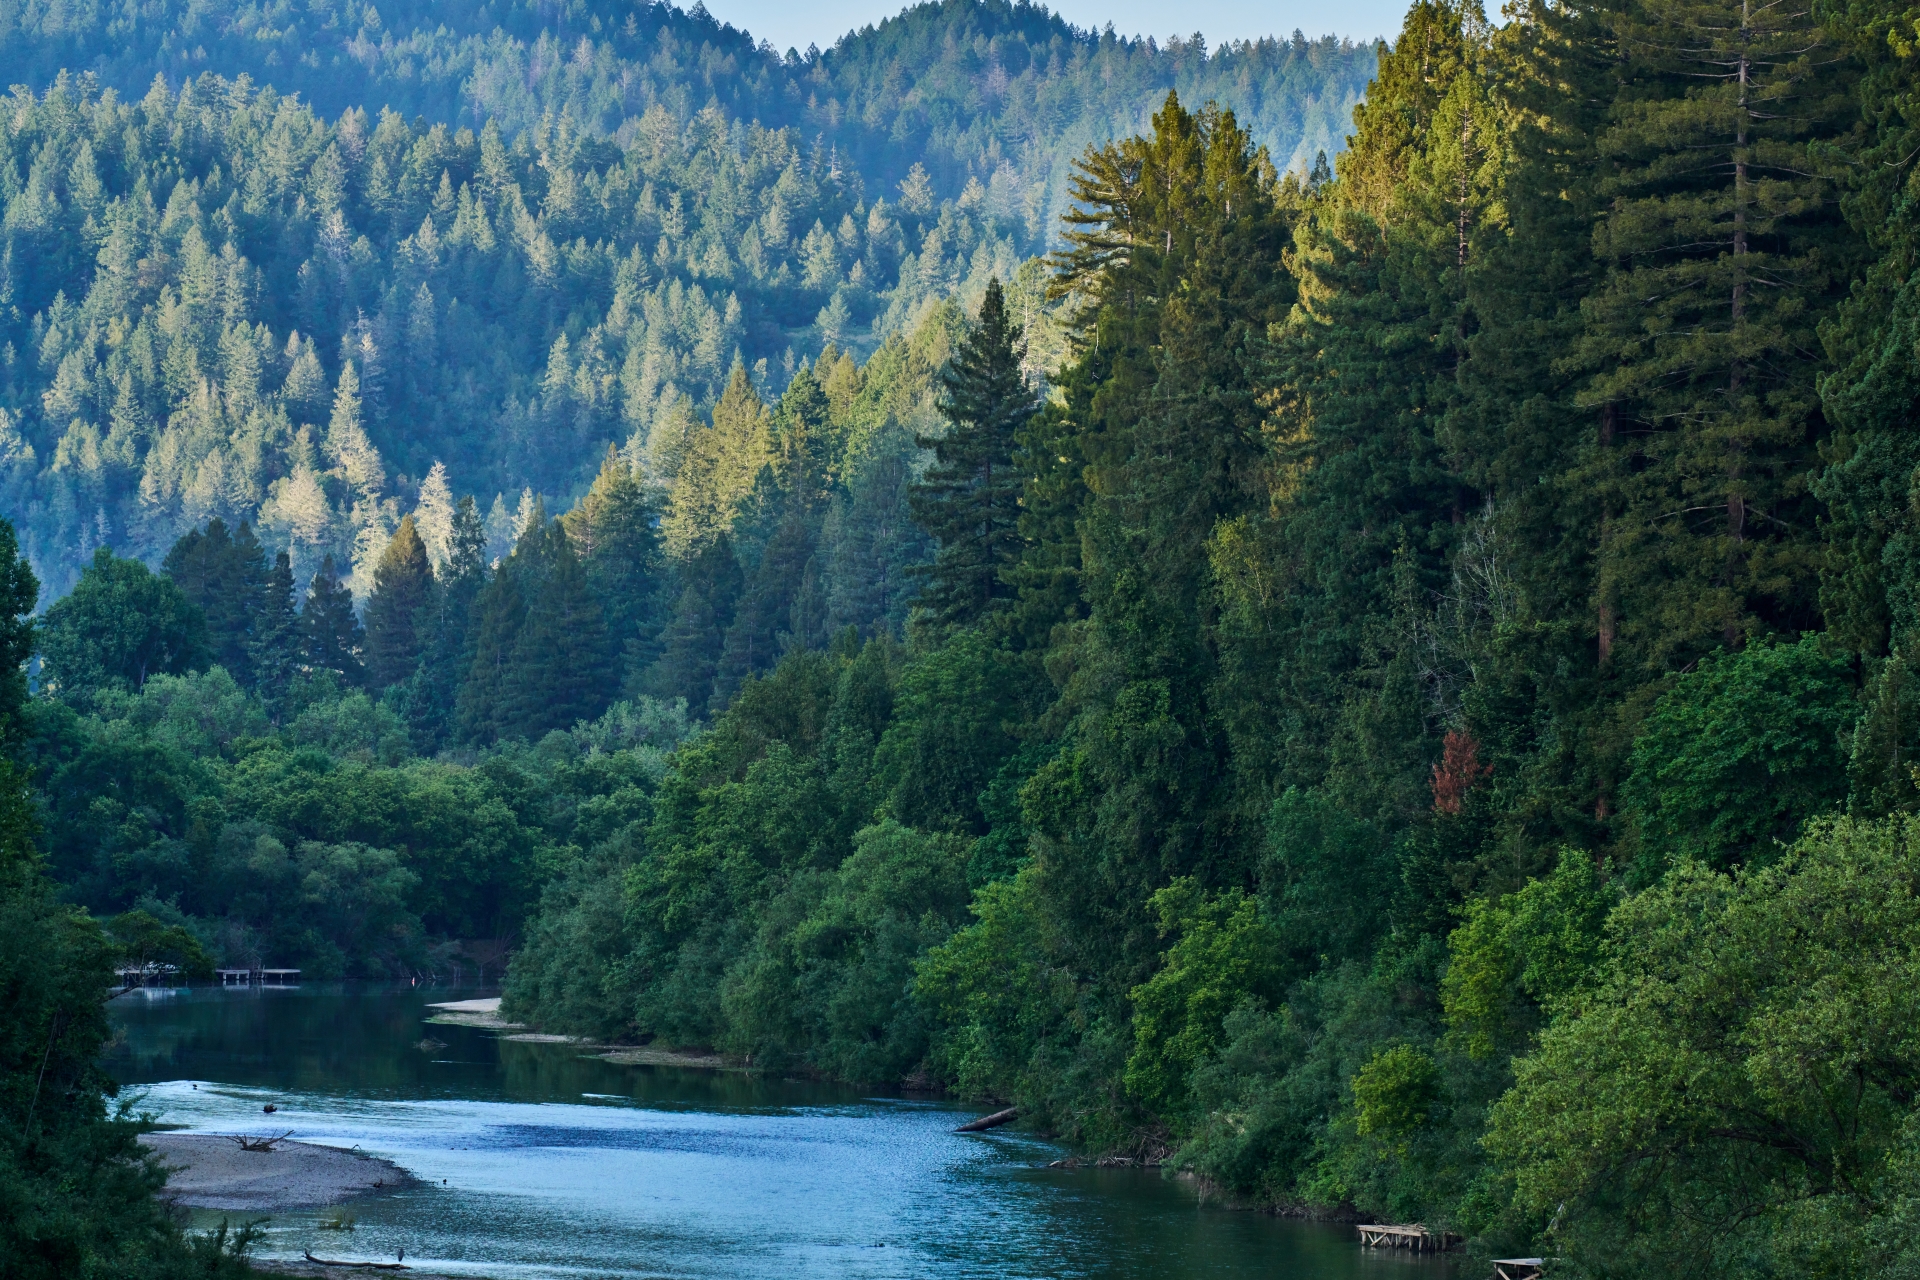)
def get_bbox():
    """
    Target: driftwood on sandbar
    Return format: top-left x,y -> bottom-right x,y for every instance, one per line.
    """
302,1249 -> 410,1270
230,1131 -> 293,1152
